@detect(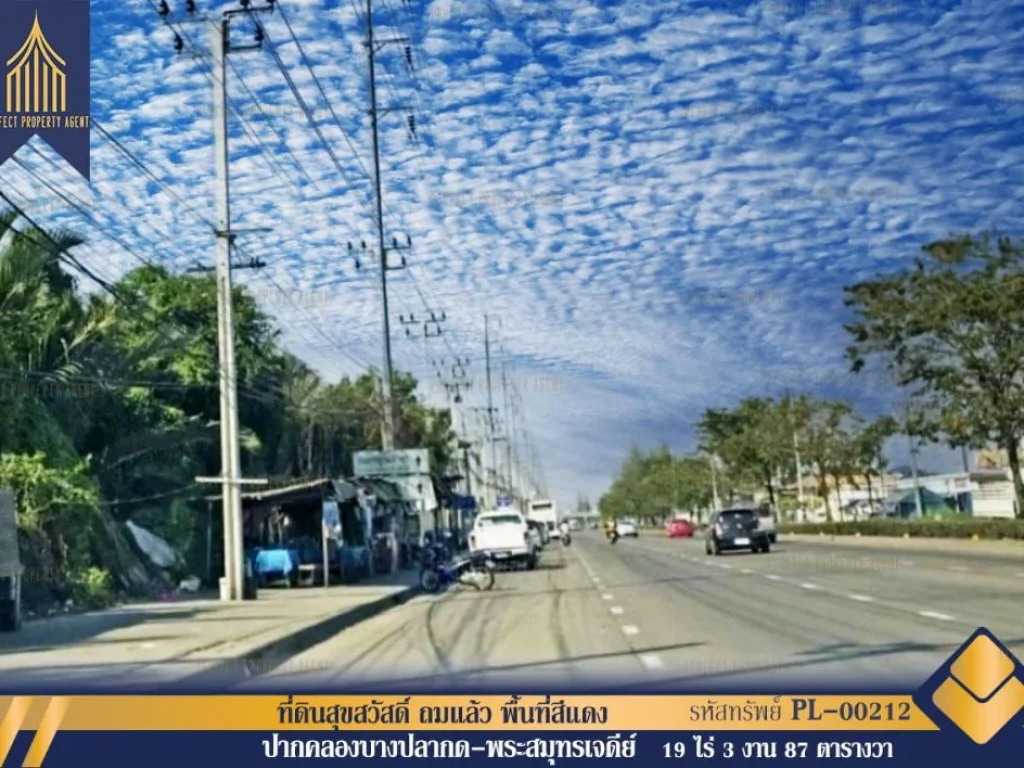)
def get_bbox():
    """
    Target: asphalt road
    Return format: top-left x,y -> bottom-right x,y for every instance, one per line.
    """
244,531 -> 1024,692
